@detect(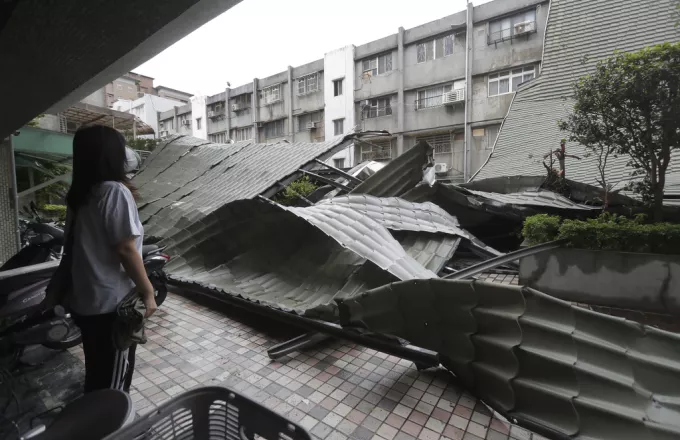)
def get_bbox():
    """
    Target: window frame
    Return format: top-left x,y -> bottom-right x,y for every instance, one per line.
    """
417,33 -> 456,64
333,158 -> 345,169
333,119 -> 344,136
196,117 -> 202,130
231,126 -> 253,141
415,84 -> 458,110
333,78 -> 344,97
362,97 -> 393,119
488,8 -> 537,44
362,52 -> 393,77
263,119 -> 285,139
260,84 -> 282,104
296,73 -> 320,96
488,65 -> 535,97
